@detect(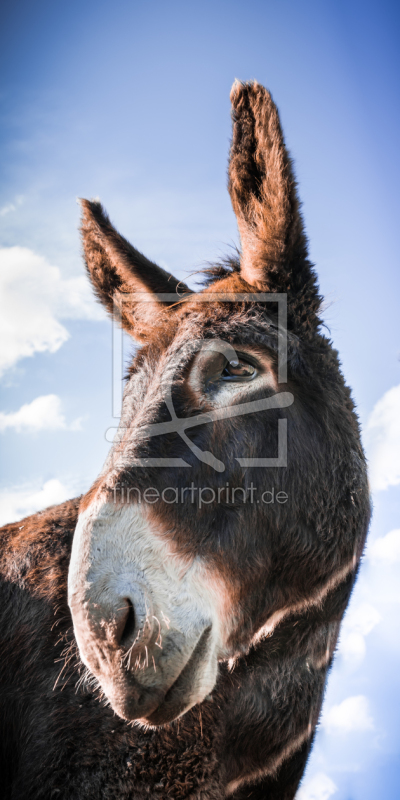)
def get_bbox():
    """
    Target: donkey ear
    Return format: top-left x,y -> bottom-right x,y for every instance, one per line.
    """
80,199 -> 190,340
228,81 -> 321,331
